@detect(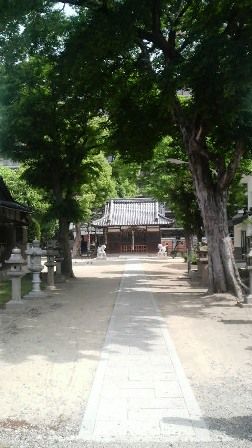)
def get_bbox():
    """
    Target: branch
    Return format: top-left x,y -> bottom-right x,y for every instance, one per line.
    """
219,139 -> 246,190
173,0 -> 192,27
154,0 -> 192,58
136,39 -> 155,75
172,98 -> 192,143
152,0 -> 161,35
138,0 -> 178,62
59,0 -> 106,8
